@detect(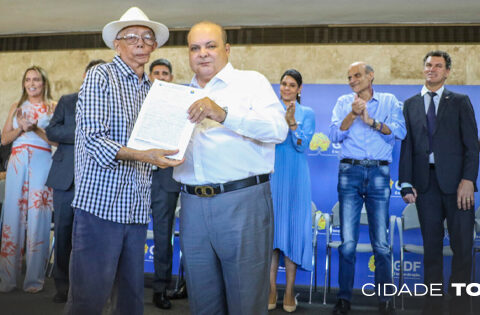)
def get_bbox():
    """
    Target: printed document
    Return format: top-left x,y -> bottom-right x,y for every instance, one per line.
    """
128,80 -> 205,160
